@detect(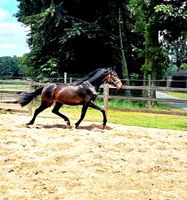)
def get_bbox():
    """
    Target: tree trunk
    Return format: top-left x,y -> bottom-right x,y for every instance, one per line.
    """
118,7 -> 129,82
143,26 -> 157,100
118,7 -> 130,96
